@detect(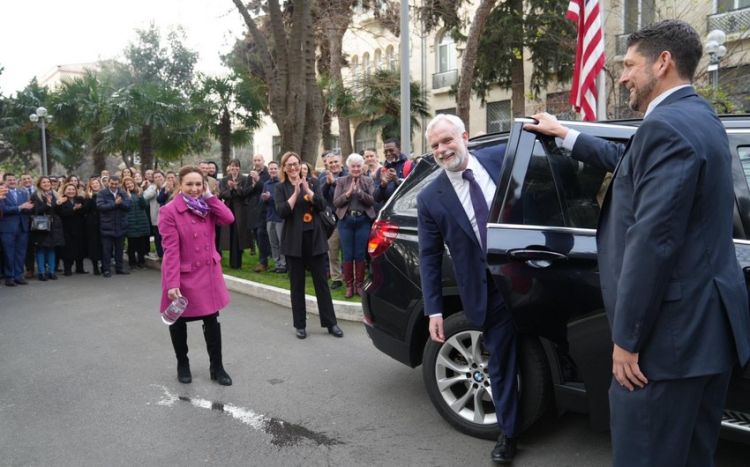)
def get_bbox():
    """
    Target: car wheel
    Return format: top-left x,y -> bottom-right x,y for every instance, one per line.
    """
422,312 -> 552,439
